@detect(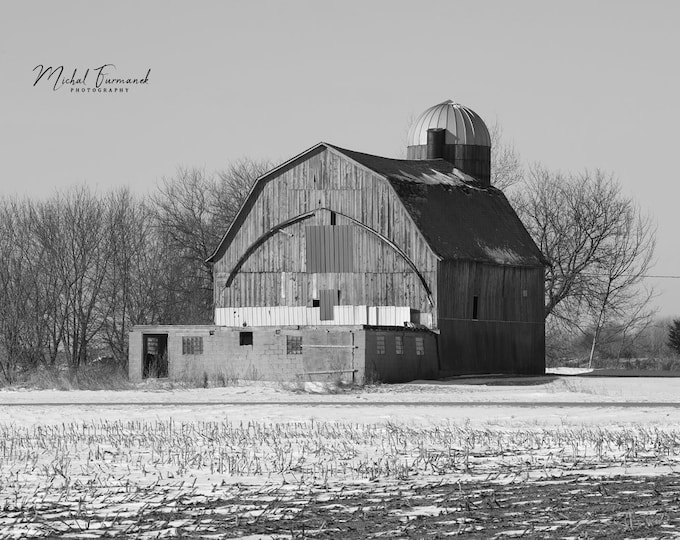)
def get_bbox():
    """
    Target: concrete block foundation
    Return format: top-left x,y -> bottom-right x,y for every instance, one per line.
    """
129,325 -> 439,385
